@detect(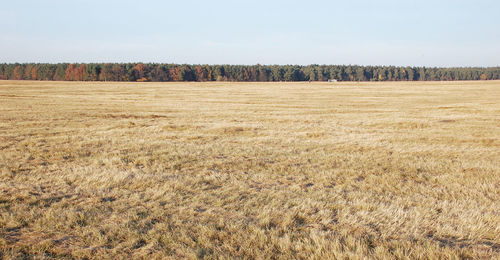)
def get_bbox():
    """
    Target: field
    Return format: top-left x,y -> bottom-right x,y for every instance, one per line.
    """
0,80 -> 499,259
